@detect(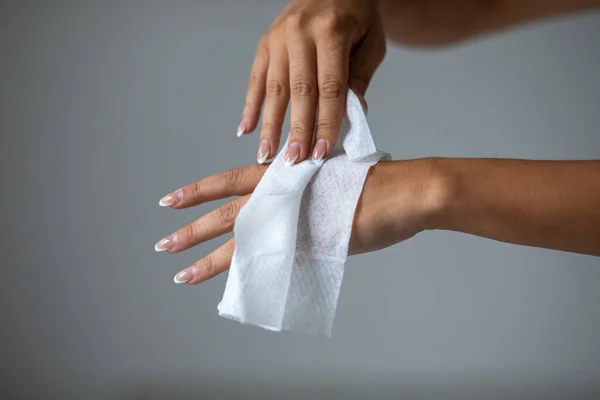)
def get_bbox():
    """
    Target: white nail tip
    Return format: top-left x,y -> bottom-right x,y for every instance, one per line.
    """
159,198 -> 174,207
284,153 -> 299,167
236,127 -> 244,137
257,150 -> 268,164
155,237 -> 171,252
173,273 -> 189,284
